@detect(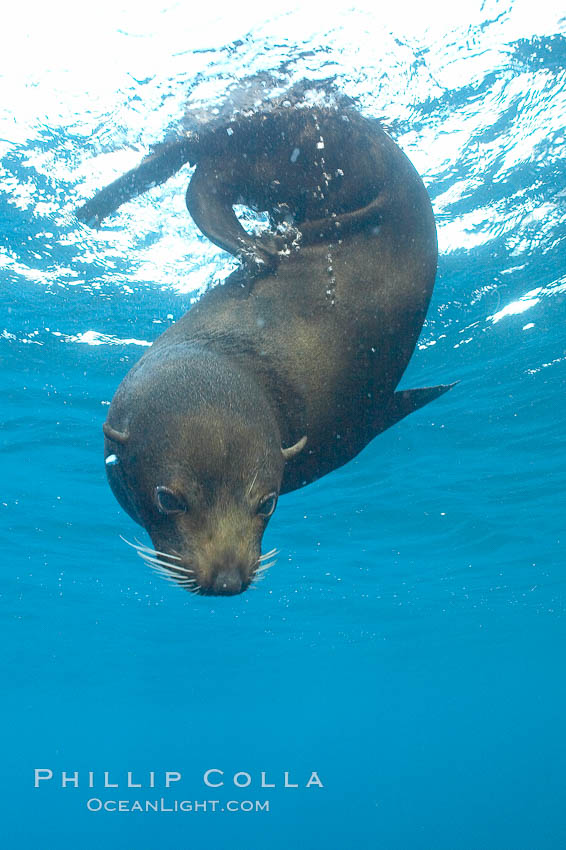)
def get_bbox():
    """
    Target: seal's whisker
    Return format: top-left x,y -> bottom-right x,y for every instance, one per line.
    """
137,552 -> 195,575
144,560 -> 191,581
175,577 -> 197,587
148,567 -> 192,587
147,565 -> 199,592
140,556 -> 193,577
255,559 -> 276,574
247,469 -> 259,497
133,537 -> 182,561
259,548 -> 279,561
142,558 -> 196,584
139,553 -> 191,573
147,565 -> 197,586
120,535 -> 182,561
